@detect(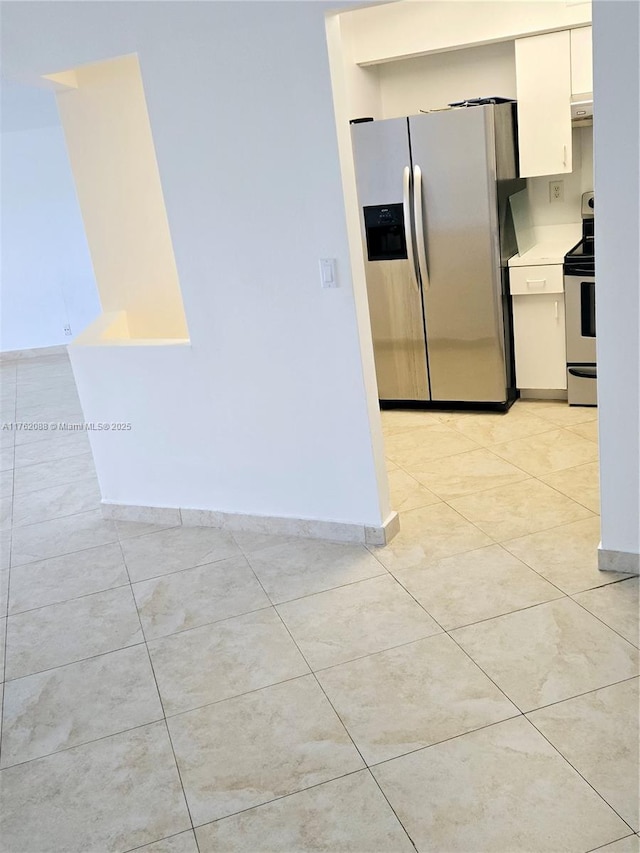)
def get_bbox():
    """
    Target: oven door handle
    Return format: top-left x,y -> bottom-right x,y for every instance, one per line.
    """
568,366 -> 597,379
